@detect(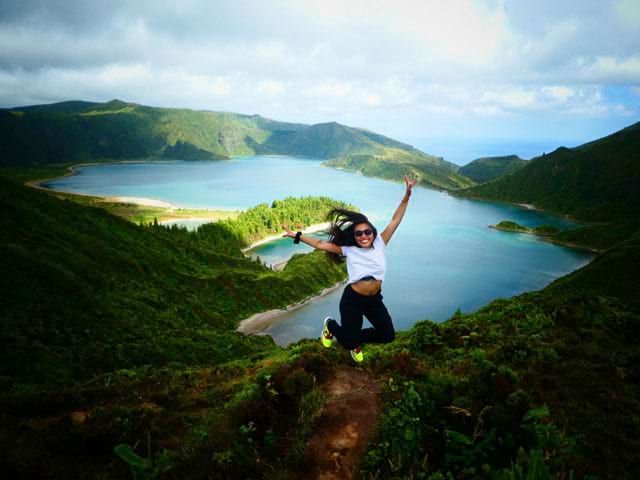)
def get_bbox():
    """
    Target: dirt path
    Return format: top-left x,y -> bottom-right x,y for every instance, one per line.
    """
304,366 -> 383,479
